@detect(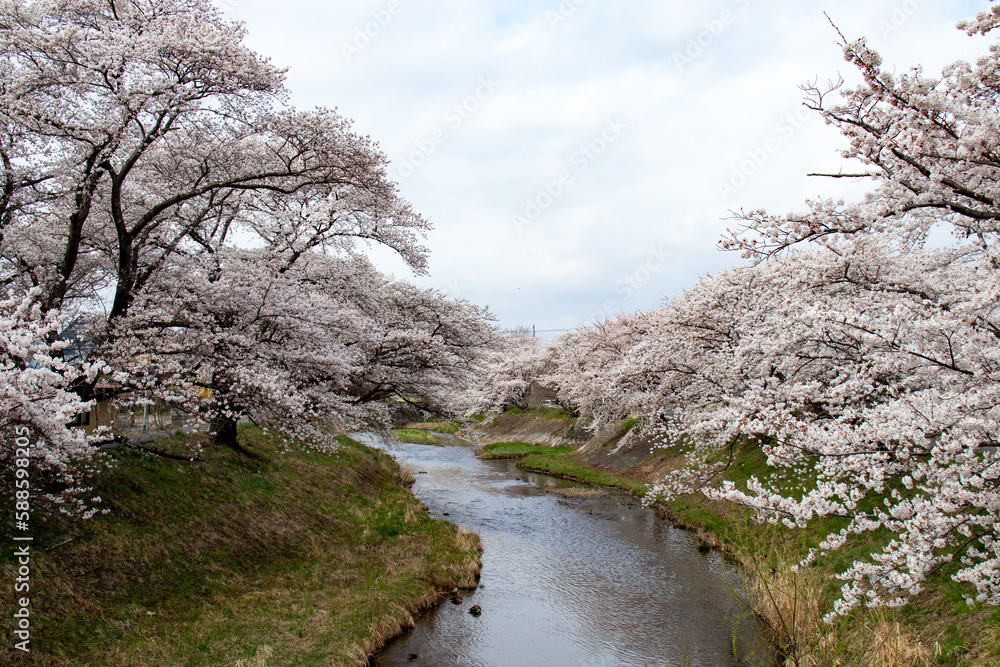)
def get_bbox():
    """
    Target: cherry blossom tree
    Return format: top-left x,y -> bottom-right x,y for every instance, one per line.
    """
535,9 -> 1000,617
1,288 -> 107,516
466,330 -> 554,416
543,312 -> 652,425
698,11 -> 1000,615
0,0 -> 491,493
112,249 -> 495,449
341,275 -> 496,422
0,0 -> 428,338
